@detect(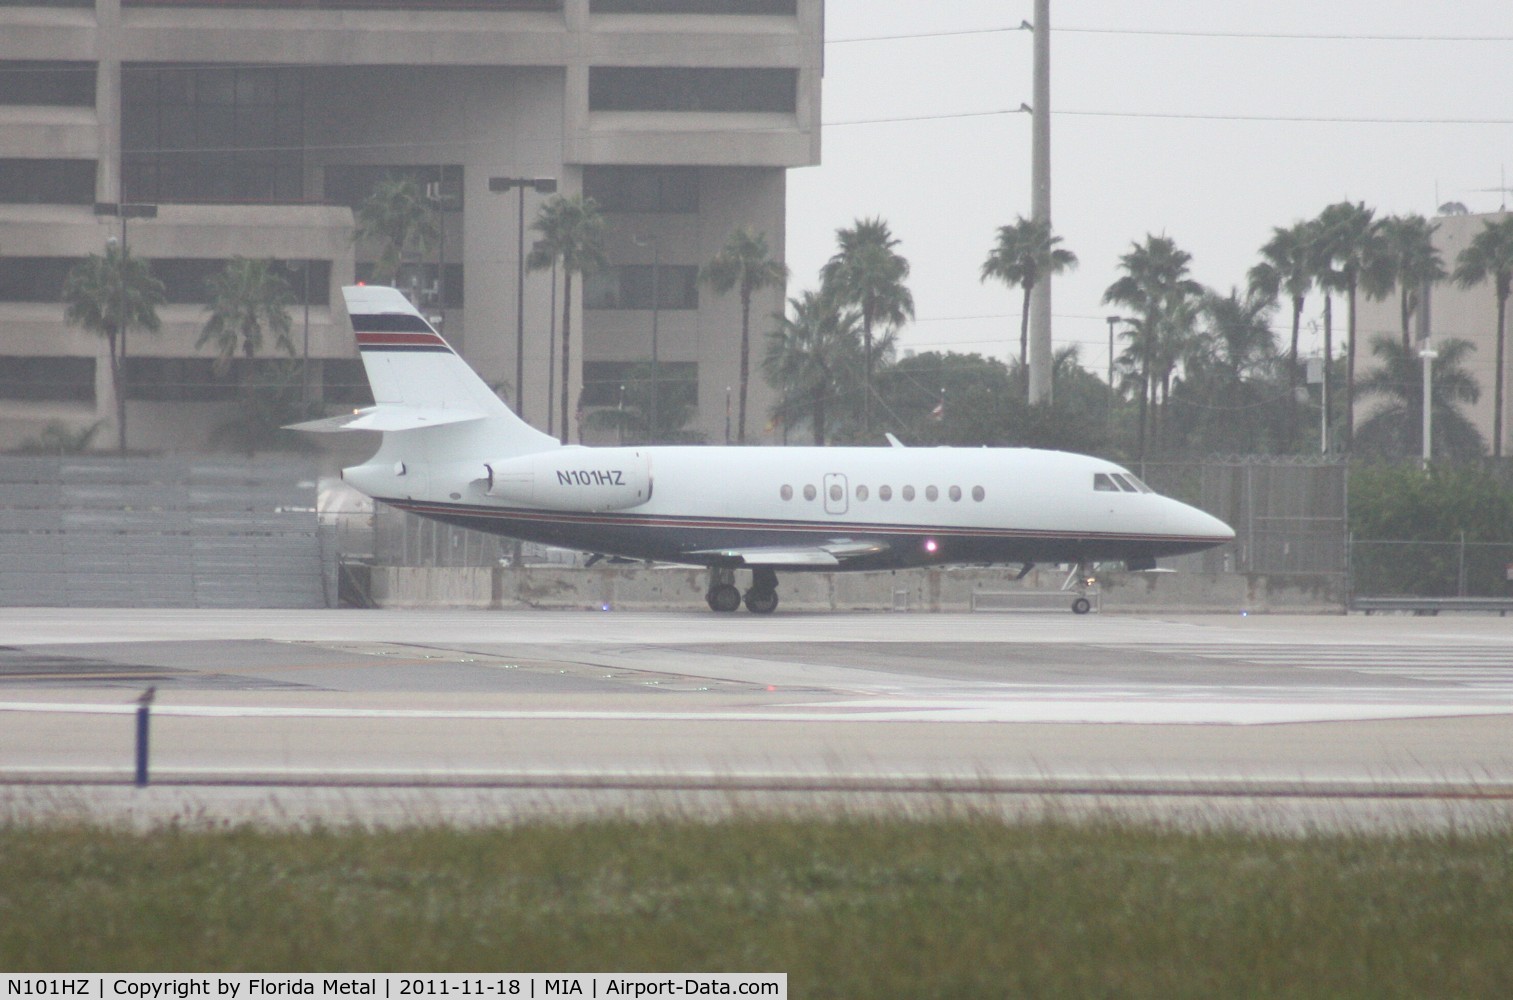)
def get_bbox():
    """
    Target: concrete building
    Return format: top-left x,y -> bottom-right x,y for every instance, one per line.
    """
0,0 -> 823,453
1354,209 -> 1511,456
